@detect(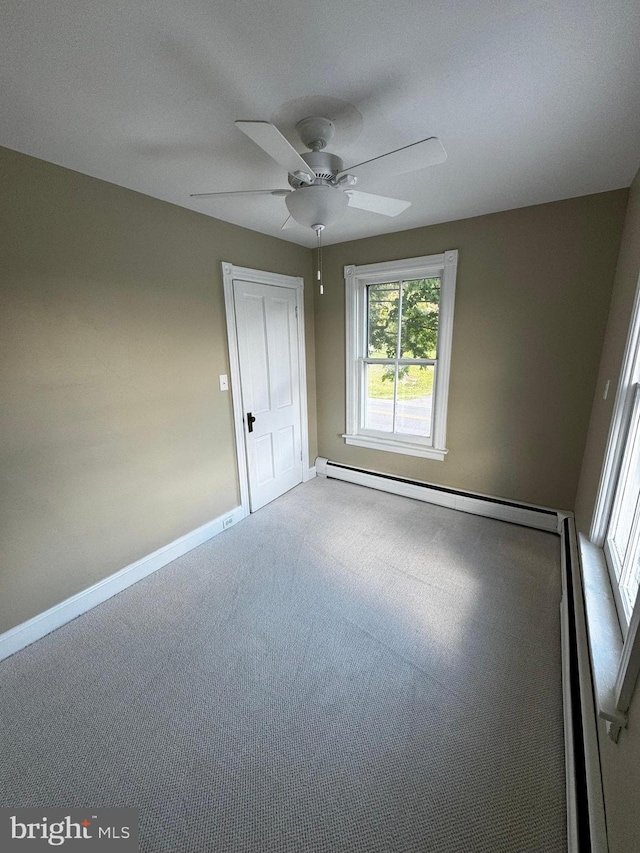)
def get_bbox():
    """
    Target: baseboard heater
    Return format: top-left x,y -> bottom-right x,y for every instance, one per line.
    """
315,457 -> 607,853
561,515 -> 608,853
316,457 -> 559,532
